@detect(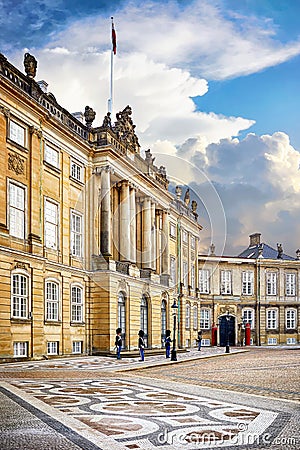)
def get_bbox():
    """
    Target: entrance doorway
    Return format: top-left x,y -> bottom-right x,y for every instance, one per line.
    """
219,315 -> 235,346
